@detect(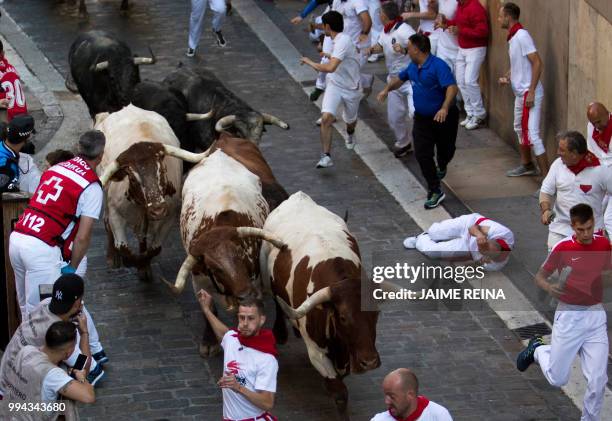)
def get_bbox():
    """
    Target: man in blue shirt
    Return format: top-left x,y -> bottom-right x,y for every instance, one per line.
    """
377,33 -> 458,209
0,113 -> 34,192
